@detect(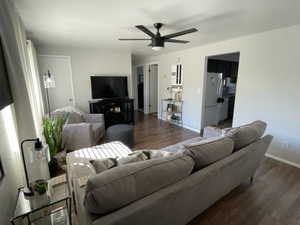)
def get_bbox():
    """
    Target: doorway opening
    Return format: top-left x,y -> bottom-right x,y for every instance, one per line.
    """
202,52 -> 240,129
134,64 -> 159,115
136,66 -> 144,112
